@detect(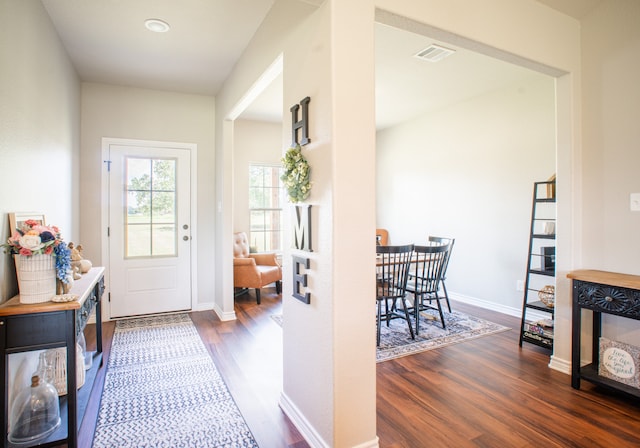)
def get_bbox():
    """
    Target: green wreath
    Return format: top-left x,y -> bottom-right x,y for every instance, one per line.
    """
281,145 -> 311,203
